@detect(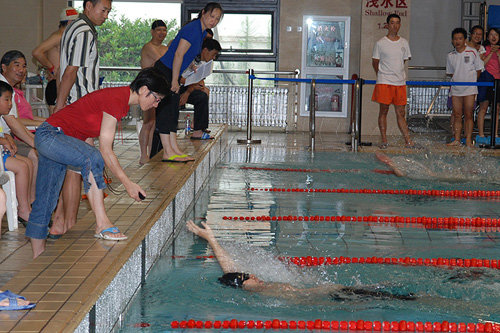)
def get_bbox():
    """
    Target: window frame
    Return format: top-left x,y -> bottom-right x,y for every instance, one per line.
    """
182,1 -> 280,67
